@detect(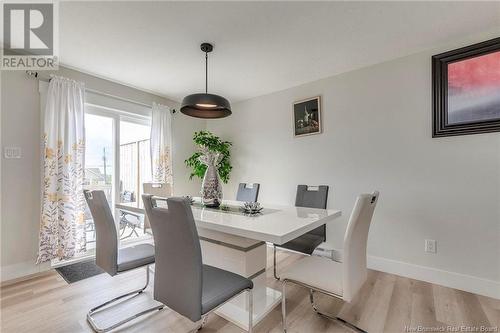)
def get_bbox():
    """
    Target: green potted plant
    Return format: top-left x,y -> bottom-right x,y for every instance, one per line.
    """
185,131 -> 232,206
